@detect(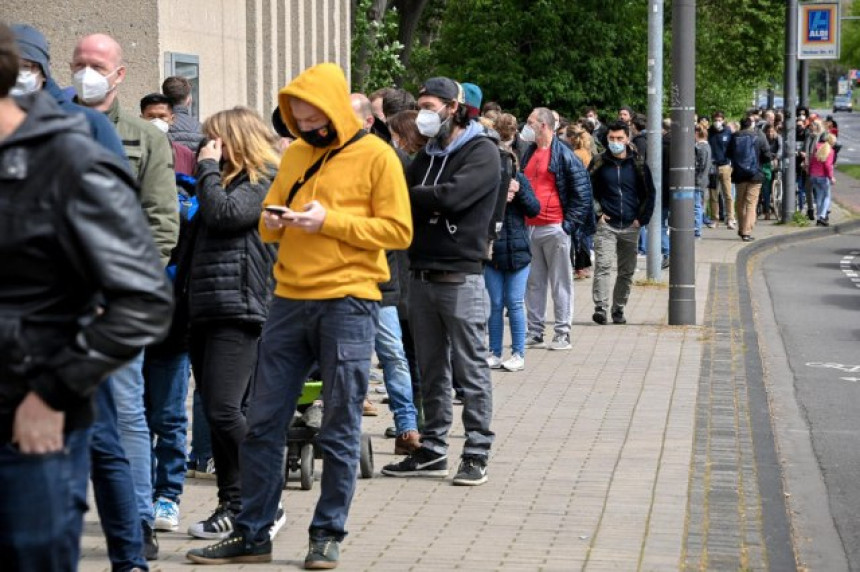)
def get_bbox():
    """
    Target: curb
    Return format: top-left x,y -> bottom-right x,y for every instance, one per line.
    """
733,218 -> 860,571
